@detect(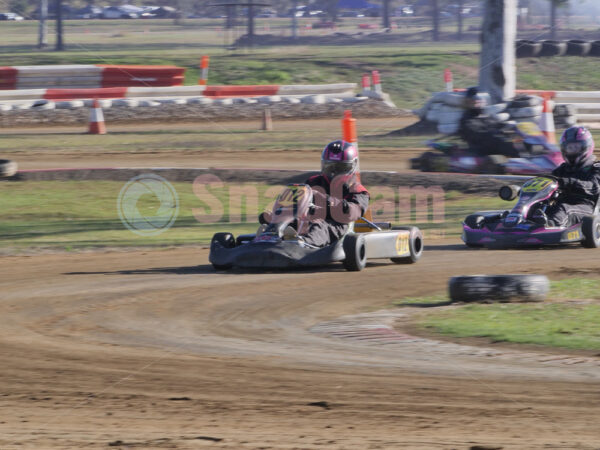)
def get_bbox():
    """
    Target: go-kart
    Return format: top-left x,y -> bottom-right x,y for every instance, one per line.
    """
462,175 -> 600,248
209,184 -> 423,271
411,122 -> 563,175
